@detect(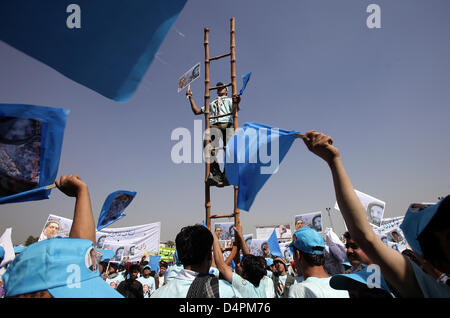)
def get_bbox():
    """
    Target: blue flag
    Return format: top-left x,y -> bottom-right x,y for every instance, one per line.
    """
267,229 -> 282,258
0,0 -> 187,101
97,190 -> 136,230
149,255 -> 162,273
97,249 -> 114,262
225,122 -> 299,211
239,72 -> 252,95
0,104 -> 69,204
